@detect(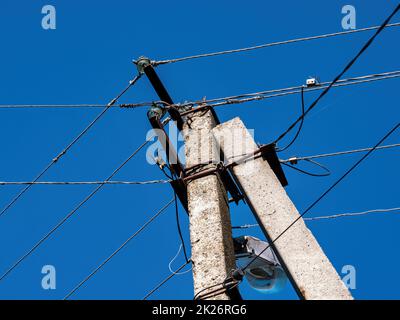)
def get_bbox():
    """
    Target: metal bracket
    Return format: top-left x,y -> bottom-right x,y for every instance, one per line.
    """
135,56 -> 184,131
258,143 -> 288,187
